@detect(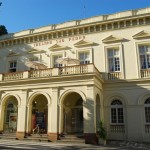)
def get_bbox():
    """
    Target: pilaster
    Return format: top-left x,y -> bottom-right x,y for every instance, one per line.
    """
48,87 -> 59,141
84,86 -> 97,144
16,90 -> 28,139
